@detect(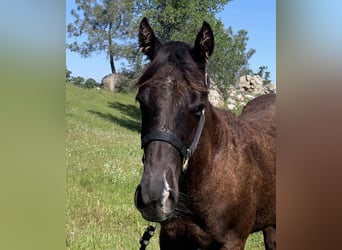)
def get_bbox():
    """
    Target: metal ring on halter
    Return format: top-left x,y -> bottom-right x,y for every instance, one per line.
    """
182,149 -> 191,172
